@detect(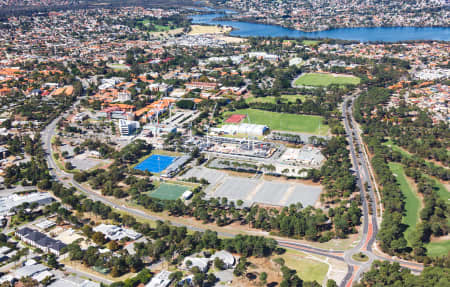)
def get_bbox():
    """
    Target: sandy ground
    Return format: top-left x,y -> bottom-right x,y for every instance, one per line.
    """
189,24 -> 232,35
216,35 -> 246,43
